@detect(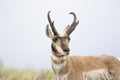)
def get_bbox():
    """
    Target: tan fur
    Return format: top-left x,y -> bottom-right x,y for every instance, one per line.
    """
52,51 -> 120,80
